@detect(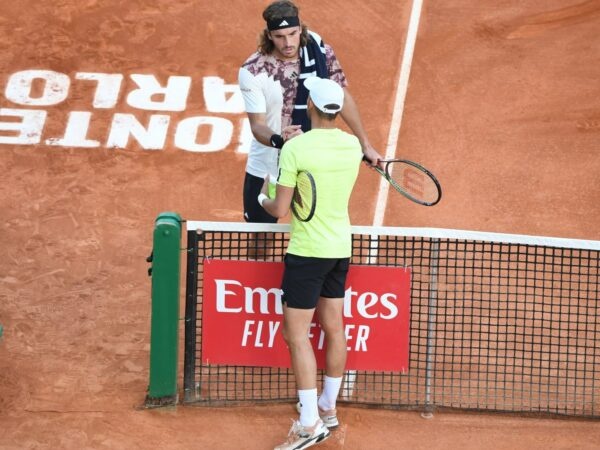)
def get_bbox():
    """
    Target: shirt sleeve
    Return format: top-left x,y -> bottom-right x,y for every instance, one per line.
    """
238,67 -> 266,113
277,144 -> 298,188
325,45 -> 348,88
